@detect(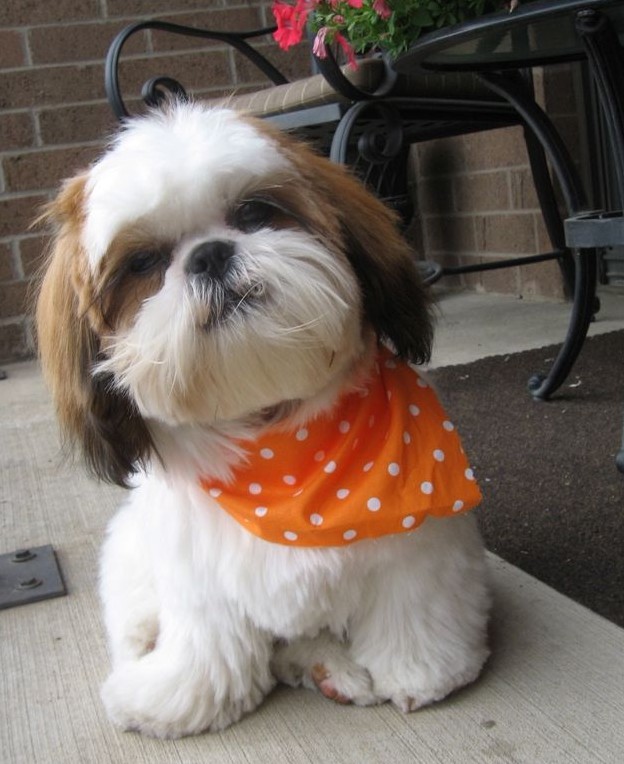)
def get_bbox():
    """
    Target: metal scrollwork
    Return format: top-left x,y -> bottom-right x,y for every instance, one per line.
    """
355,103 -> 405,164
330,99 -> 411,223
105,20 -> 284,121
140,76 -> 189,109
